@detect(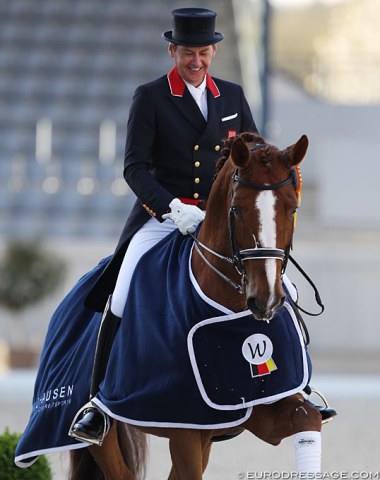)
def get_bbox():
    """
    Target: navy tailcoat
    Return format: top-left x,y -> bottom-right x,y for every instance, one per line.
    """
85,67 -> 257,311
